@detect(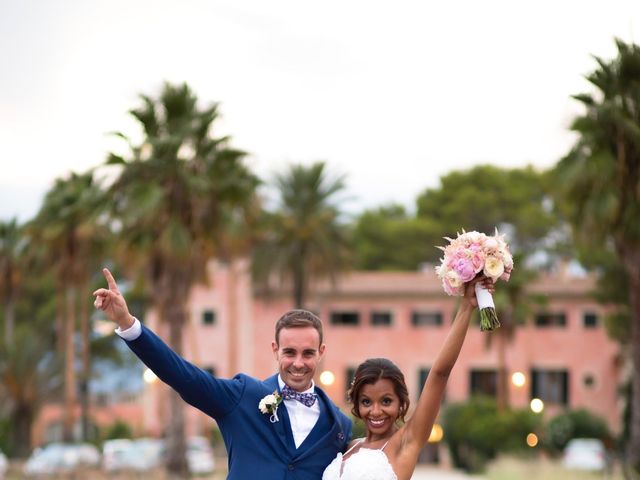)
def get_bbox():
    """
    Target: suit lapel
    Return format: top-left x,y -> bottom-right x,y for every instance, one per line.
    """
292,387 -> 346,461
263,375 -> 296,453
